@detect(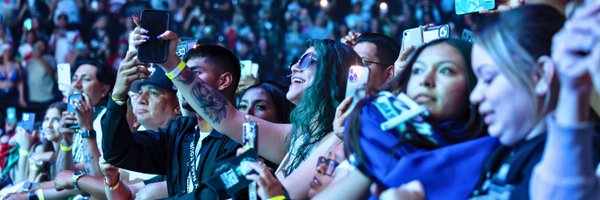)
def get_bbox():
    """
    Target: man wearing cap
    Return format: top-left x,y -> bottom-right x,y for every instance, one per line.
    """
102,45 -> 242,199
131,66 -> 181,131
